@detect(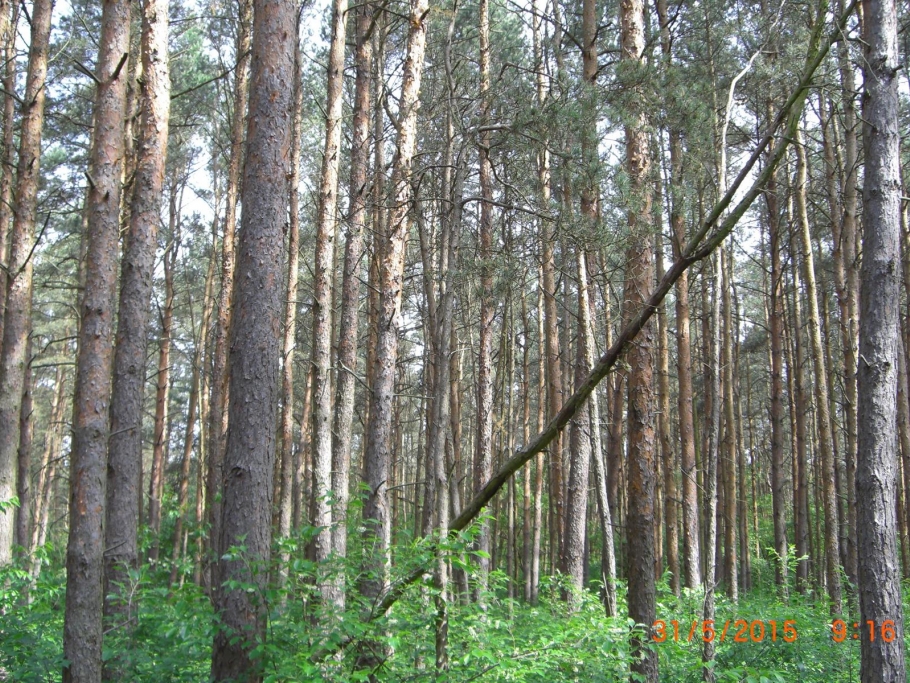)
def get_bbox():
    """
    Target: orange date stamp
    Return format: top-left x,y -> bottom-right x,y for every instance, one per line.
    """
831,619 -> 899,642
652,619 -> 798,643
